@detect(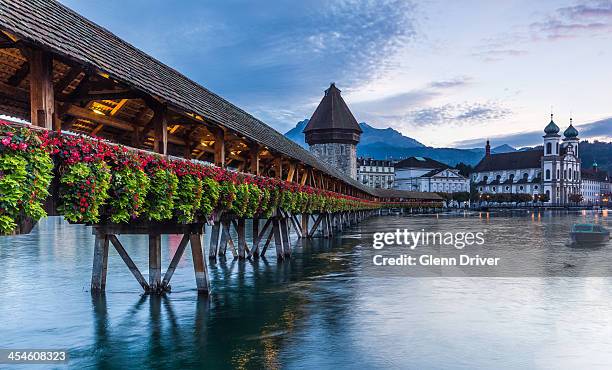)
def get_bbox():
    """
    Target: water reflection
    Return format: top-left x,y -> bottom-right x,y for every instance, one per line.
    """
0,213 -> 611,368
